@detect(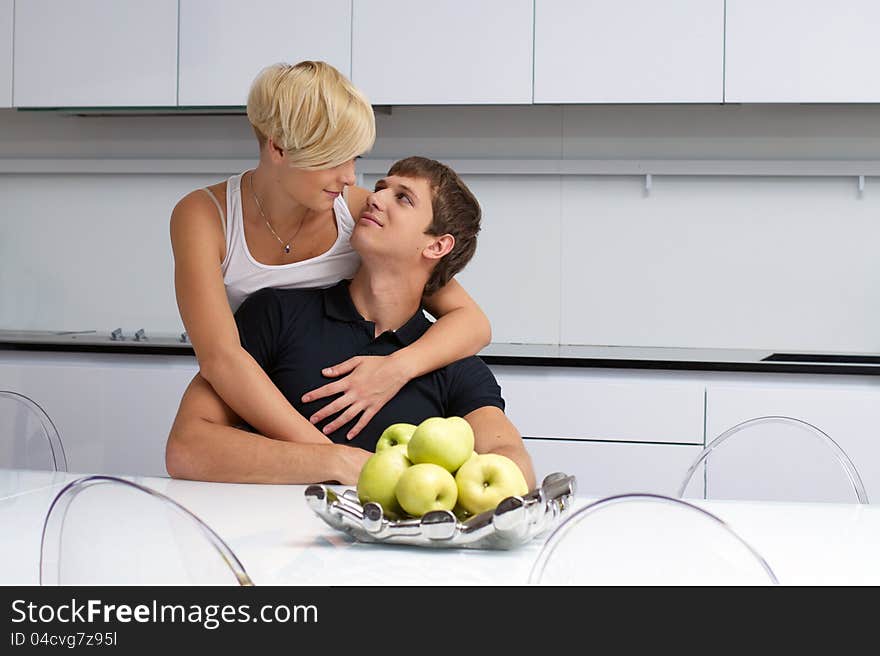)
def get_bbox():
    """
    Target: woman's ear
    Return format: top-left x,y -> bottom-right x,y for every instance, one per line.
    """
266,137 -> 286,164
422,234 -> 455,261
